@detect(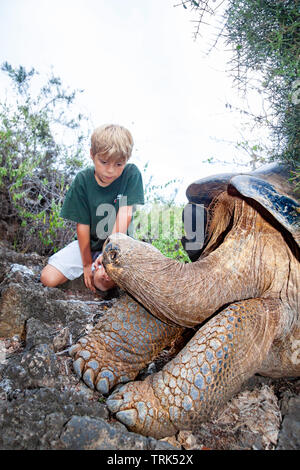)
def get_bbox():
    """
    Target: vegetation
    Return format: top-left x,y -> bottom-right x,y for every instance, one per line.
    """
134,162 -> 190,261
134,200 -> 190,262
225,1 -> 299,169
181,0 -> 299,191
0,63 -> 89,254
